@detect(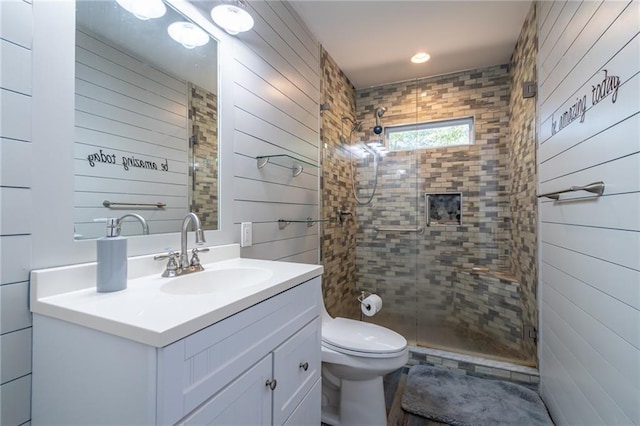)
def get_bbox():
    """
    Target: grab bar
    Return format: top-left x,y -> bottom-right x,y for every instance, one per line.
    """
537,181 -> 605,200
103,200 -> 166,209
278,217 -> 333,229
374,226 -> 424,234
